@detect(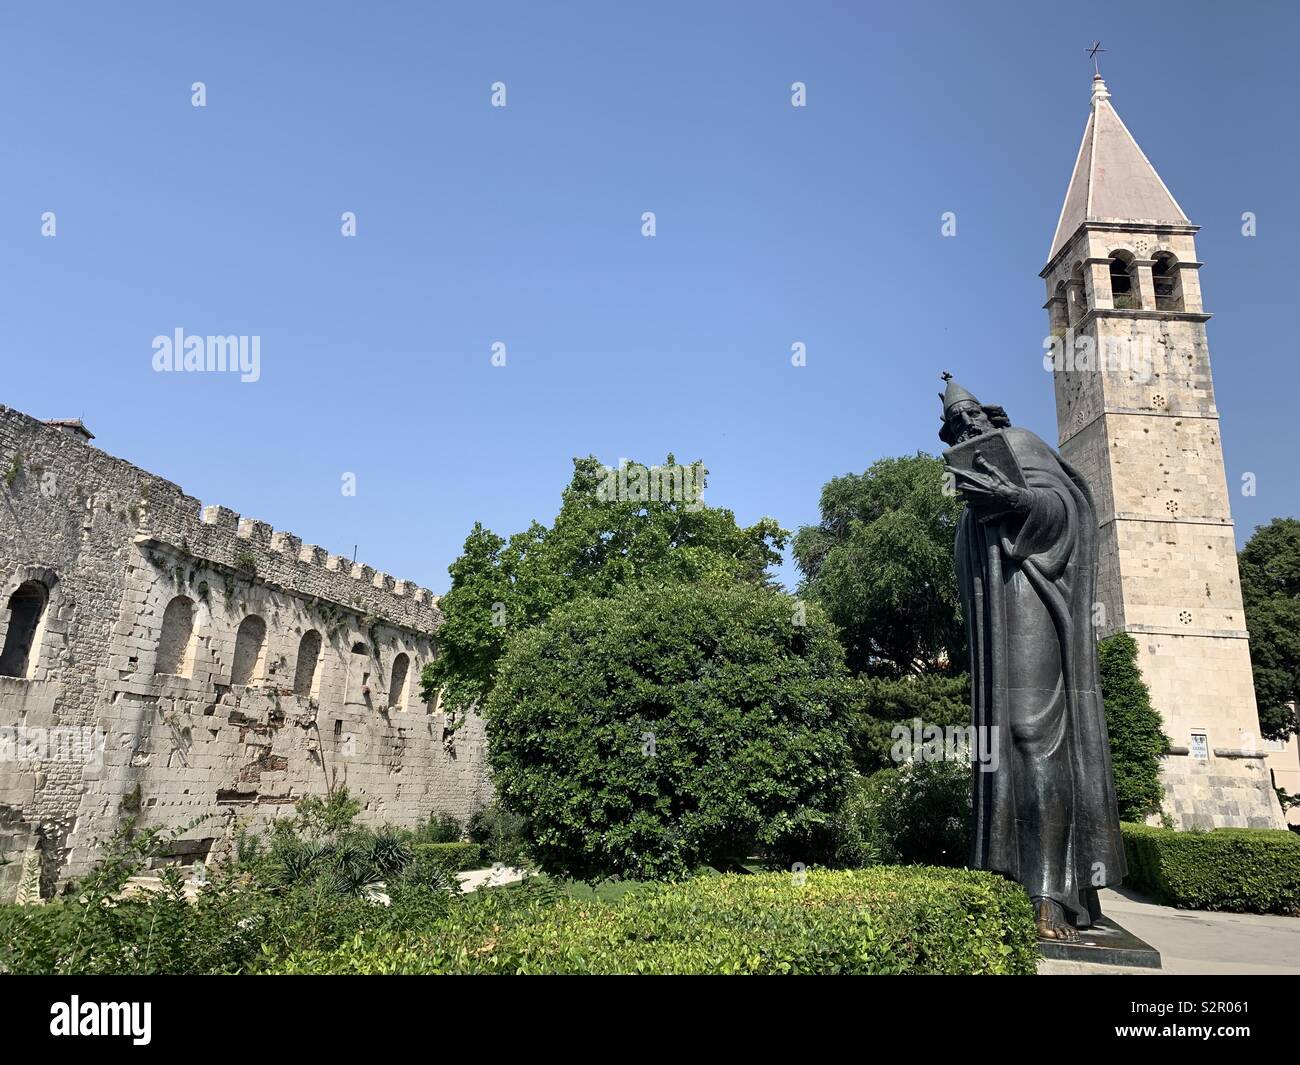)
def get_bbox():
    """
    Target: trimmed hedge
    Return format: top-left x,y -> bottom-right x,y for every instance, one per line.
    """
1121,823 -> 1300,914
410,842 -> 483,872
272,867 -> 1038,975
